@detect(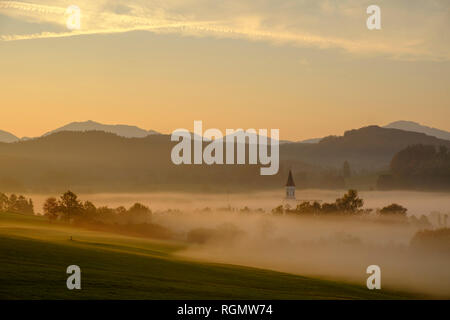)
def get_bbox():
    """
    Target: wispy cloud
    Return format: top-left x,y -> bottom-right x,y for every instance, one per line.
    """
0,1 -> 64,14
0,0 -> 448,61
